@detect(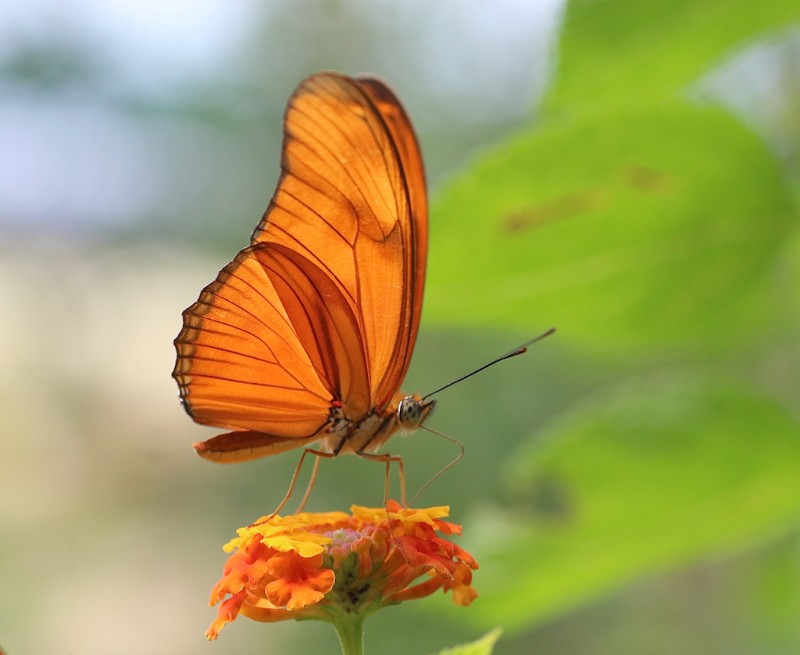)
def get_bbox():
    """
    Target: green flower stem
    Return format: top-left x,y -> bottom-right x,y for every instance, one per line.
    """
333,614 -> 365,655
